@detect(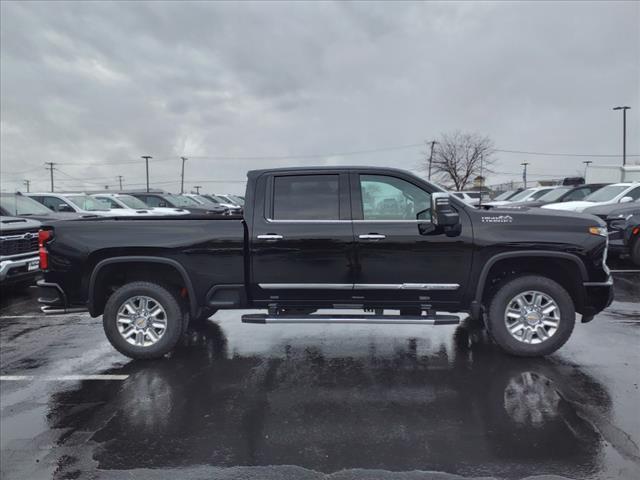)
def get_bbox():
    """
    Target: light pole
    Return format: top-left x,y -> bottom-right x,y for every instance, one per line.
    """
141,156 -> 152,192
180,157 -> 187,194
194,185 -> 202,194
613,106 -> 630,166
520,162 -> 529,188
427,140 -> 437,180
582,160 -> 592,179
